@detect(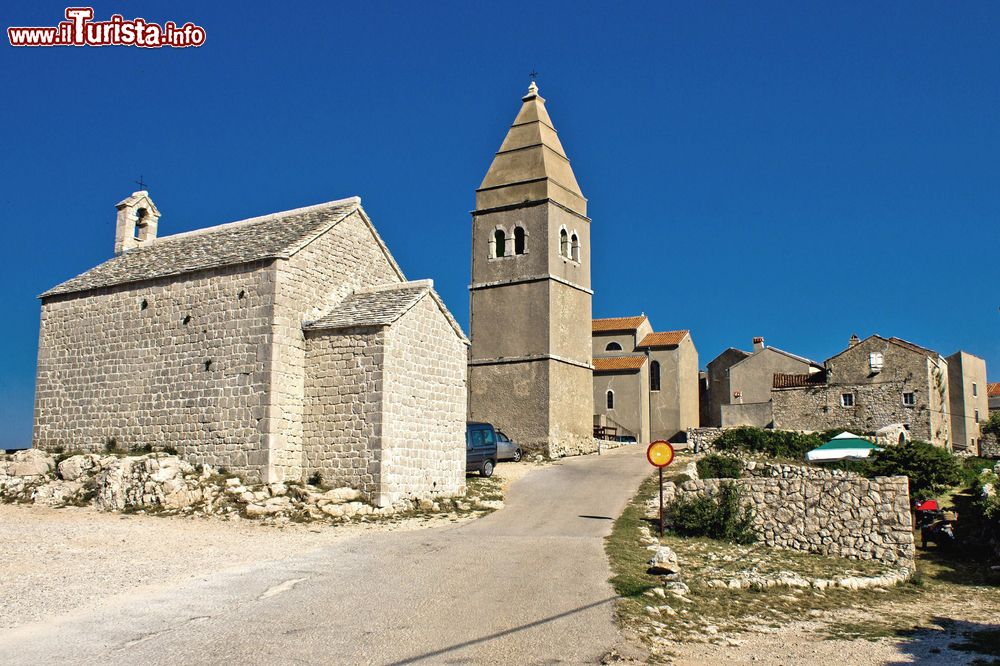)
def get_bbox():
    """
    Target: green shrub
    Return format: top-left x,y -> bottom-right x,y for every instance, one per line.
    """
307,471 -> 323,487
696,454 -> 743,479
663,483 -> 757,545
712,426 -> 824,460
982,411 -> 1000,439
866,440 -> 962,498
